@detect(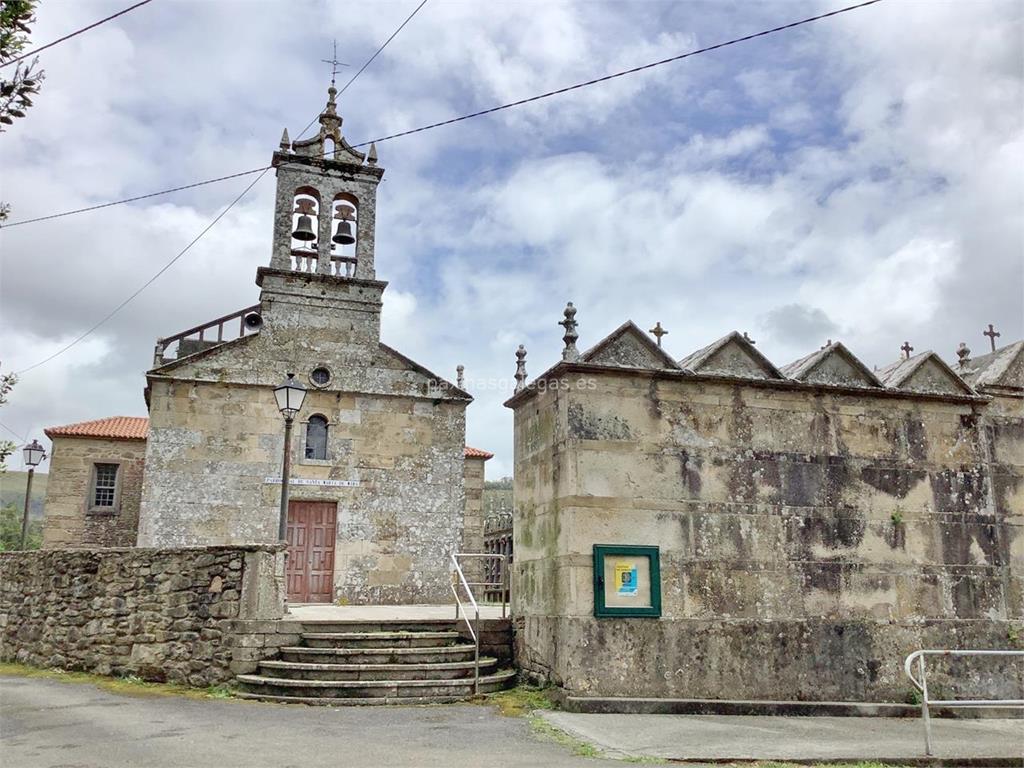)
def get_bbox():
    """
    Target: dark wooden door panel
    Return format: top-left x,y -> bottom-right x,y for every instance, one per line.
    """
286,501 -> 337,603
